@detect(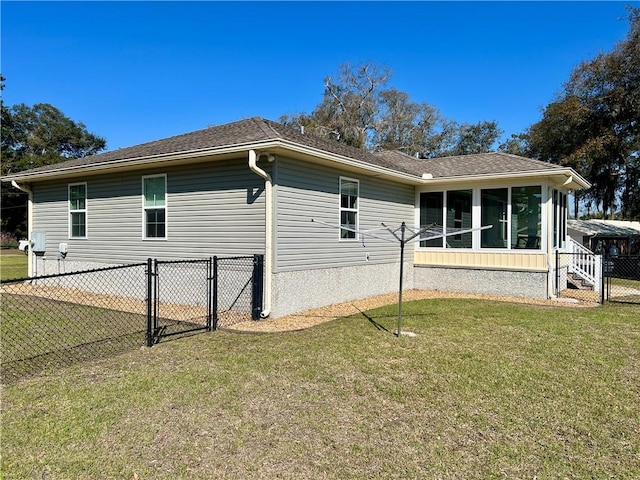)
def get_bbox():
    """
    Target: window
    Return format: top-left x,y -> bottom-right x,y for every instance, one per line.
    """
511,186 -> 541,249
143,175 -> 167,239
481,188 -> 508,248
419,185 -> 543,251
419,190 -> 472,248
446,190 -> 472,248
419,192 -> 443,247
69,183 -> 87,238
340,177 -> 359,240
553,189 -> 567,249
